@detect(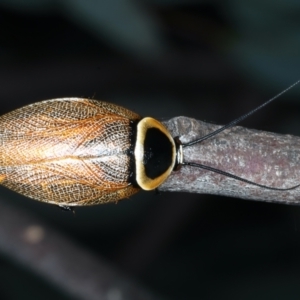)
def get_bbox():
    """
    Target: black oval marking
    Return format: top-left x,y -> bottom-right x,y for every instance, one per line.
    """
143,127 -> 173,179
